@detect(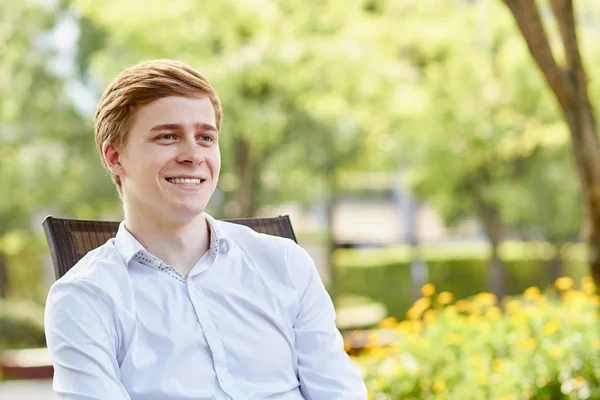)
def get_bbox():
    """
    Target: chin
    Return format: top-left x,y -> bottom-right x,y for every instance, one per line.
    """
169,206 -> 207,224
